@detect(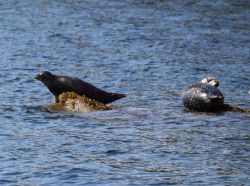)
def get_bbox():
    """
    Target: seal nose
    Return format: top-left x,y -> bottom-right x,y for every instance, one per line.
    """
34,73 -> 41,80
214,81 -> 219,87
210,79 -> 219,87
